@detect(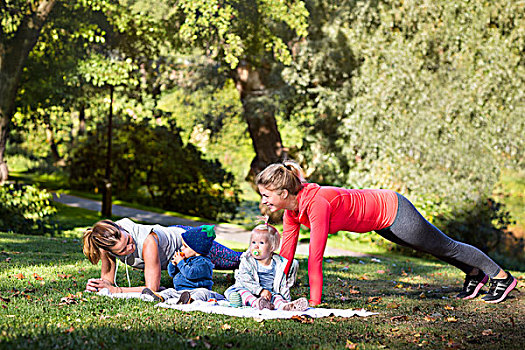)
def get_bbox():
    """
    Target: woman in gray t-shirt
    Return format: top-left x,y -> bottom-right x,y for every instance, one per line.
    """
83,218 -> 241,293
